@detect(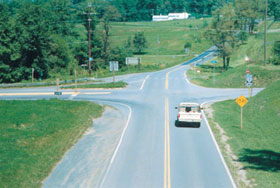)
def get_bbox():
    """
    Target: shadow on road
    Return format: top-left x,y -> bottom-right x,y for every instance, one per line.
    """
174,120 -> 201,128
238,149 -> 280,172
